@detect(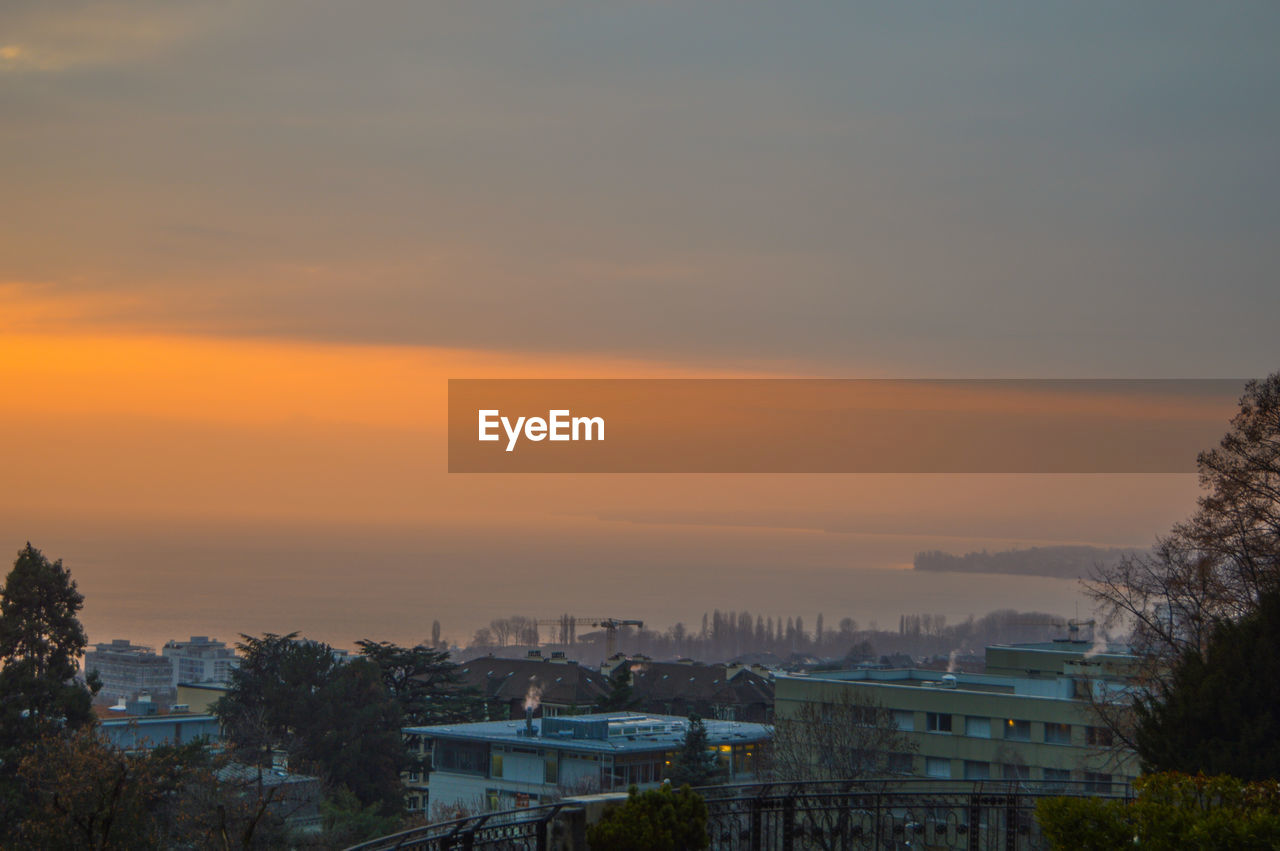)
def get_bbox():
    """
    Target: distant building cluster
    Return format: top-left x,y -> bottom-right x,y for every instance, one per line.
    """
78,628 -> 1143,821
84,635 -> 239,707
404,636 -> 1141,815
